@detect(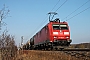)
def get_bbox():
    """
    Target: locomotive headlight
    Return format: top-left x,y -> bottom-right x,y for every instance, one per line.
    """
66,37 -> 69,38
64,32 -> 69,35
54,36 -> 57,38
50,41 -> 52,42
53,32 -> 58,35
